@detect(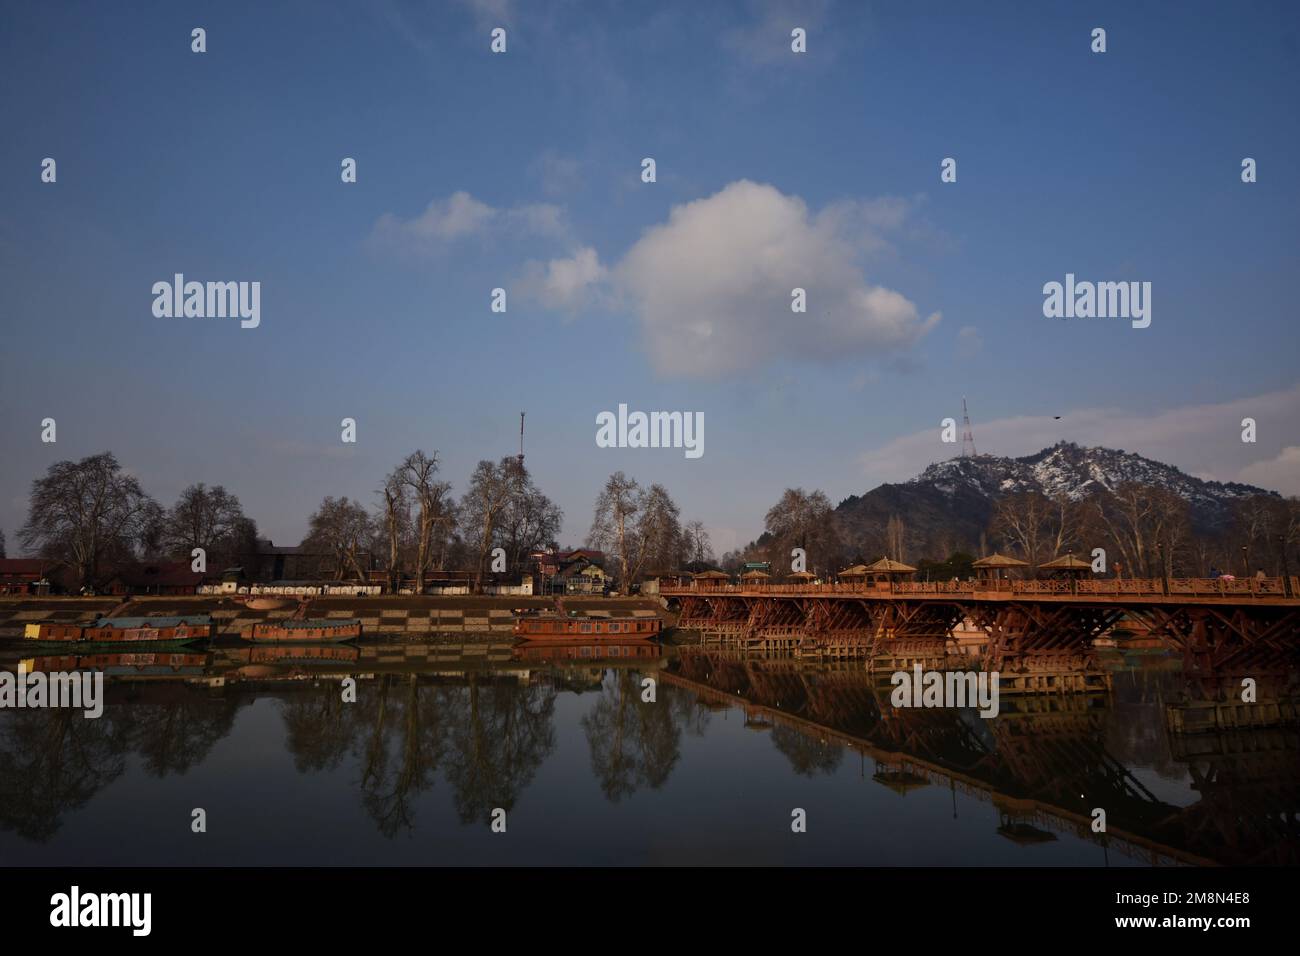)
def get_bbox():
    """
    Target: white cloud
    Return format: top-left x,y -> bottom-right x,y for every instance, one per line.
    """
516,246 -> 608,313
368,192 -> 569,255
459,0 -> 514,28
1239,446 -> 1300,496
858,383 -> 1300,495
614,181 -> 939,377
723,0 -> 836,65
